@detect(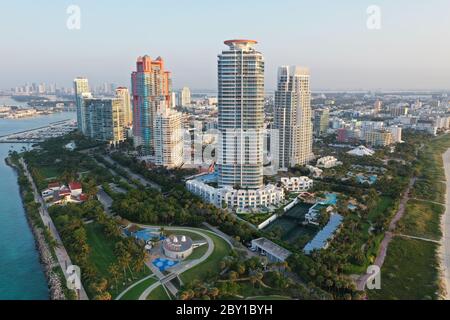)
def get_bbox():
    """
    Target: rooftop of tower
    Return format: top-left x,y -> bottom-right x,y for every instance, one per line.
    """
224,39 -> 258,50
